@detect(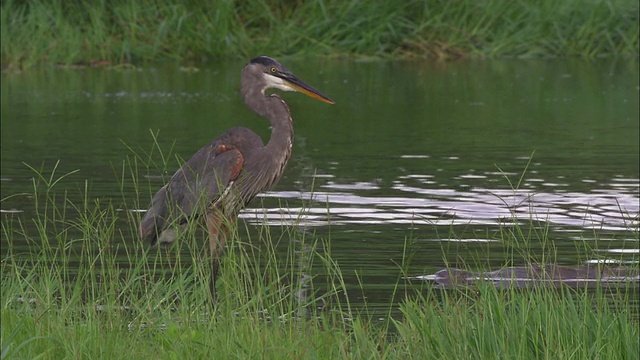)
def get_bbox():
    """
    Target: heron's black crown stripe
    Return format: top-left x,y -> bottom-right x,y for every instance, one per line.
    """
249,56 -> 277,67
